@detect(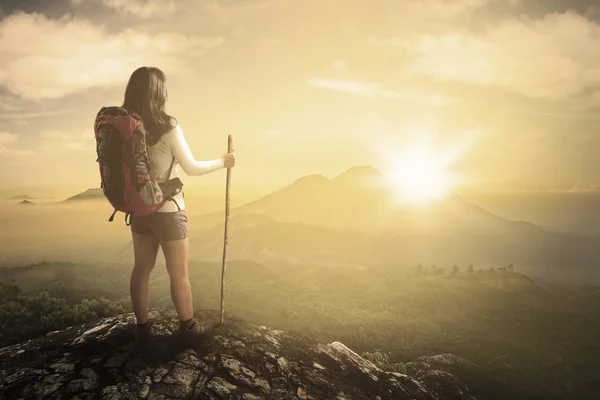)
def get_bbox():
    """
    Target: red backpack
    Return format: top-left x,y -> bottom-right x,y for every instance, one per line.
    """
94,106 -> 183,225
